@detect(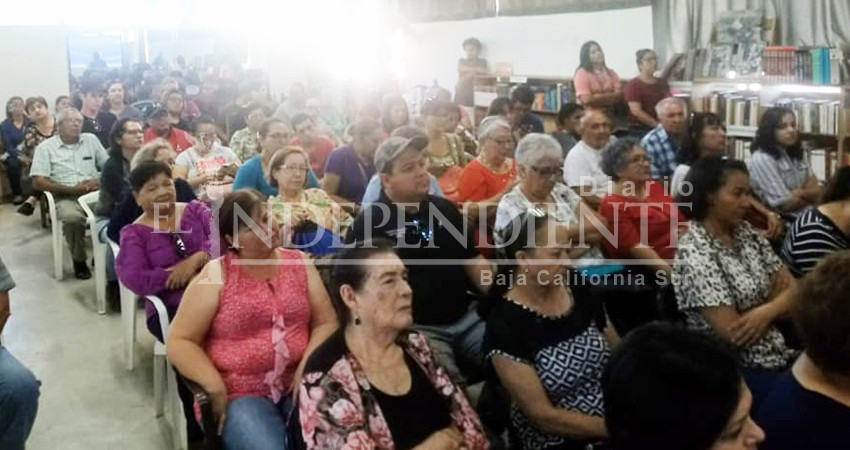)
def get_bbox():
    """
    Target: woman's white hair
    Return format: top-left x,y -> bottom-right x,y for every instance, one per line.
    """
477,116 -> 511,142
514,133 -> 563,167
131,139 -> 173,170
